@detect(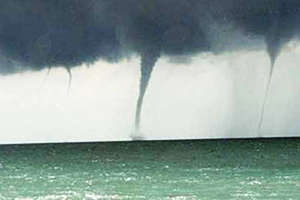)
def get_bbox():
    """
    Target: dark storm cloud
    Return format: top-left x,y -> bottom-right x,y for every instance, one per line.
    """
2,0 -> 300,73
0,0 -> 121,73
1,0 -> 300,132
